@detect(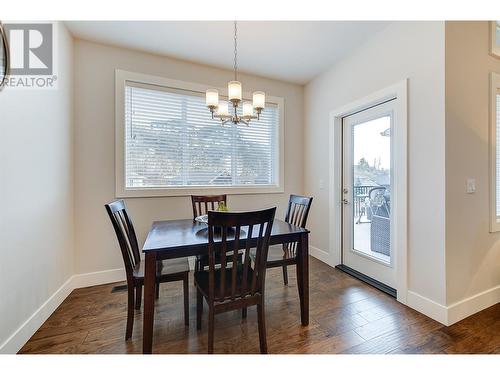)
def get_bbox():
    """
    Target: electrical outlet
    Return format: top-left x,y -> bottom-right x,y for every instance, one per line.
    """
466,178 -> 476,194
